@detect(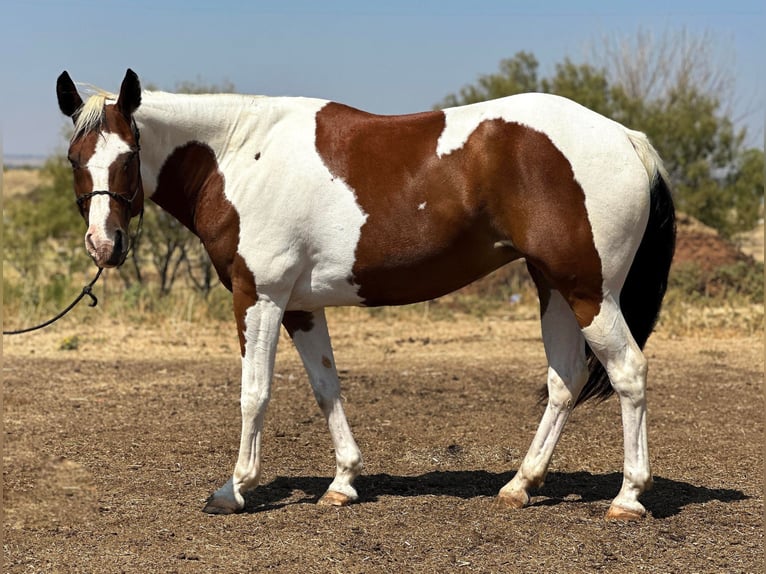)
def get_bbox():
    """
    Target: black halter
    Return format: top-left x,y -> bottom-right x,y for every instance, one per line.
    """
76,188 -> 137,210
76,187 -> 141,213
